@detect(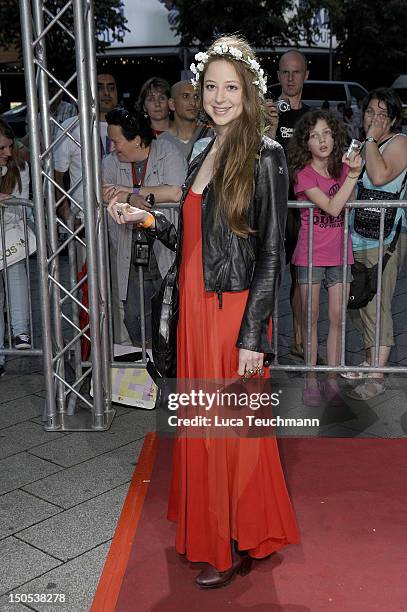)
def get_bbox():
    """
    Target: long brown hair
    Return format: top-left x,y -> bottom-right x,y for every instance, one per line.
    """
198,35 -> 266,237
288,110 -> 345,184
0,119 -> 25,194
